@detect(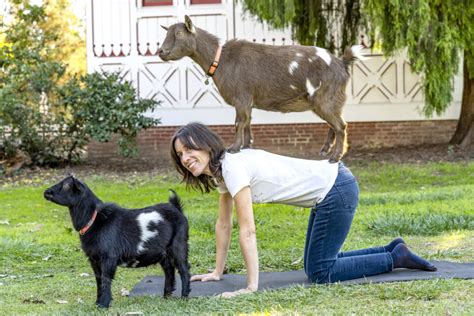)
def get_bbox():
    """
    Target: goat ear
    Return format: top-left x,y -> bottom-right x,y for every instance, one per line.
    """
70,177 -> 82,192
184,15 -> 195,34
161,25 -> 168,31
